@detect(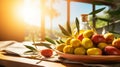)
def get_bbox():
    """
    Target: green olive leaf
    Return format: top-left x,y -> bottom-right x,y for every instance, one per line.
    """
35,42 -> 53,49
89,7 -> 106,15
24,45 -> 37,51
59,39 -> 64,43
66,21 -> 72,34
24,50 -> 33,54
45,37 -> 56,45
24,50 -> 38,55
75,17 -> 80,34
55,40 -> 61,44
55,39 -> 64,44
59,24 -> 71,36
